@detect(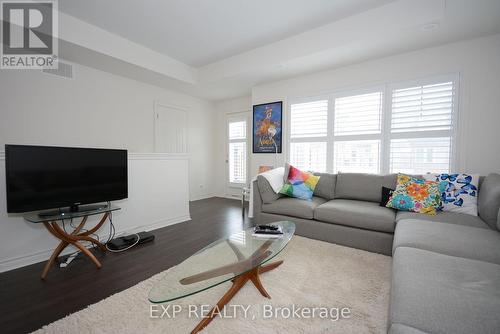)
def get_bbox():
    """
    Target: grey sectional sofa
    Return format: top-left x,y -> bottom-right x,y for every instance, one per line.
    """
252,172 -> 500,334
